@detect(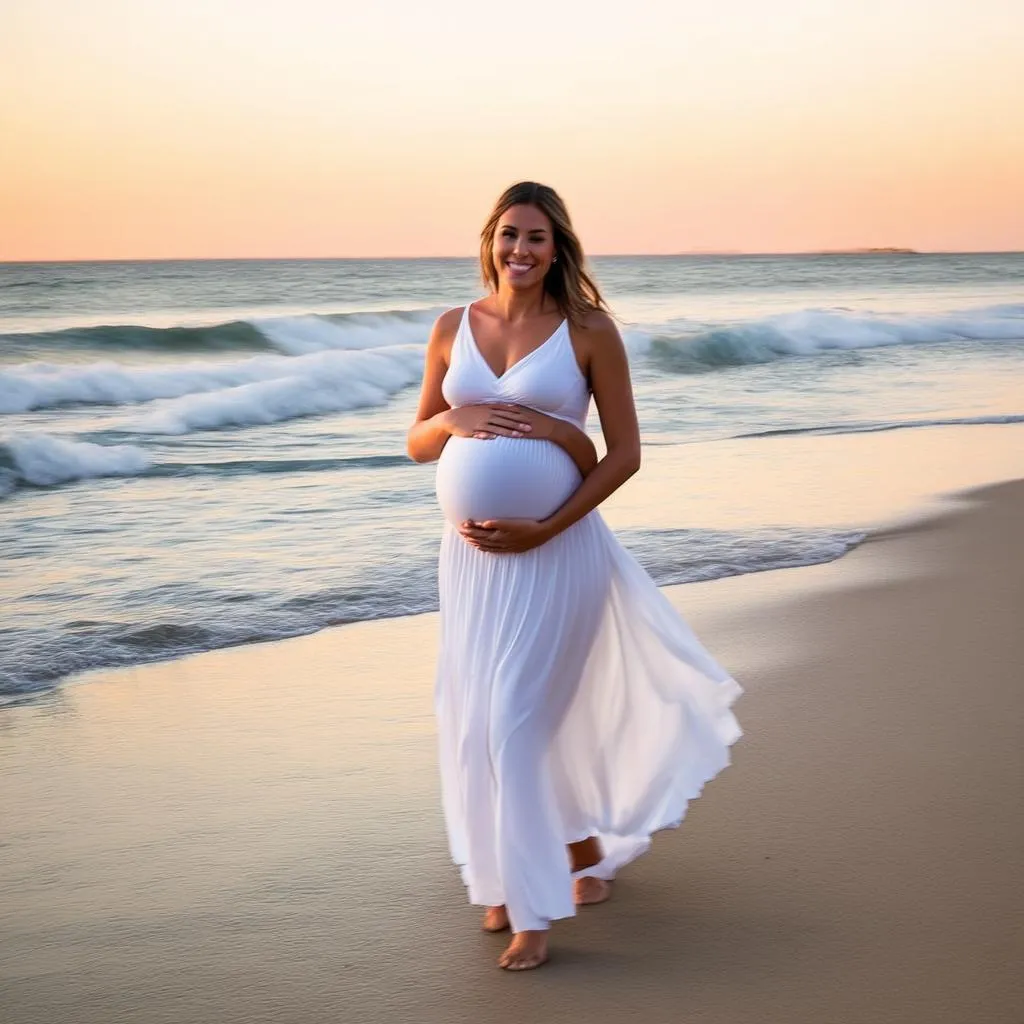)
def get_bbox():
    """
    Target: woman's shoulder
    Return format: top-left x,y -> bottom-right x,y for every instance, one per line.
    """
433,305 -> 467,332
575,308 -> 618,333
567,308 -> 625,378
427,305 -> 468,353
570,308 -> 622,352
